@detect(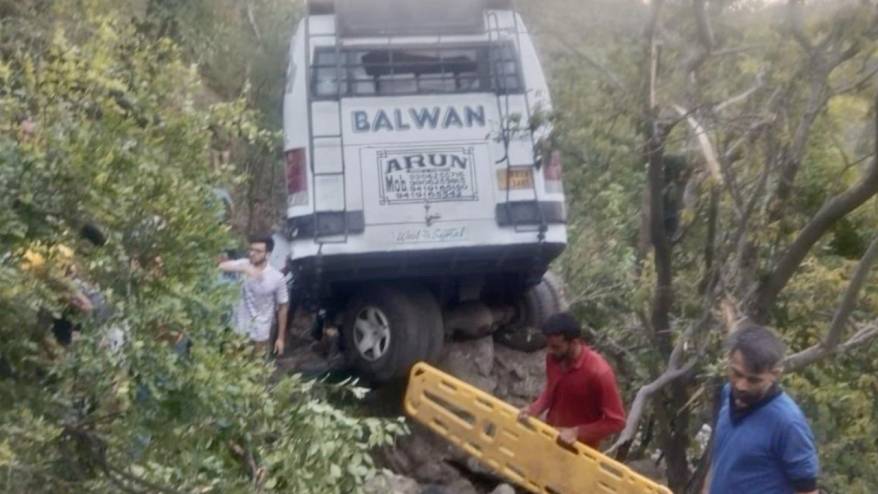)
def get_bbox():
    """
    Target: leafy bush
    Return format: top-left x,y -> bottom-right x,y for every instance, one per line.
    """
0,7 -> 404,493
